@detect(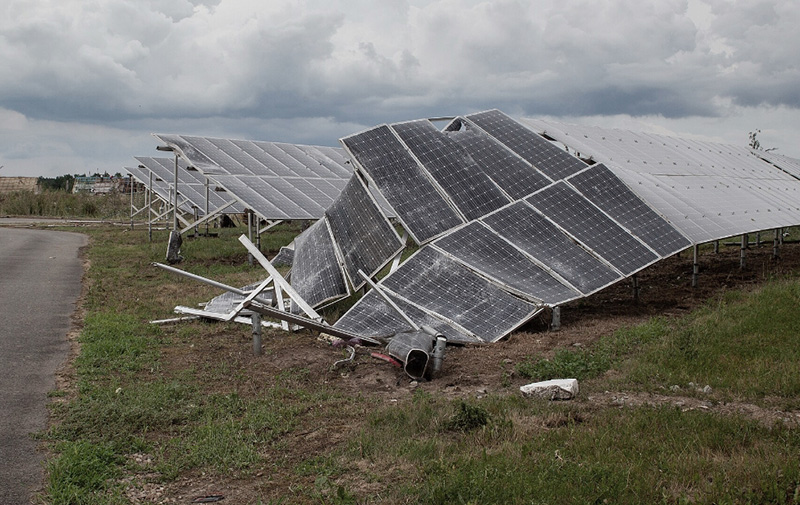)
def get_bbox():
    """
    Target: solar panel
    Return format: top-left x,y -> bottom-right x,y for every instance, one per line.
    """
332,289 -> 478,344
152,134 -> 357,220
525,182 -> 659,275
521,118 -> 800,241
134,157 -> 243,214
391,120 -> 511,220
324,176 -> 405,290
378,247 -> 540,343
481,201 -> 621,294
290,218 -> 349,310
467,110 -> 586,181
444,118 -> 552,199
433,221 -> 580,305
341,125 -> 463,244
566,164 -> 691,257
209,175 -> 311,219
